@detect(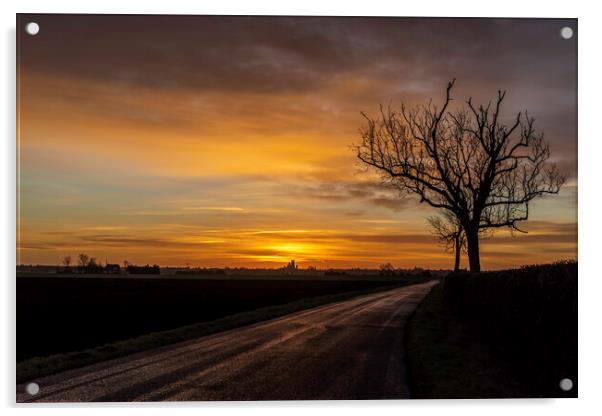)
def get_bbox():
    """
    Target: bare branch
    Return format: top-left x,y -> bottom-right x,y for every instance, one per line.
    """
355,80 -> 566,271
